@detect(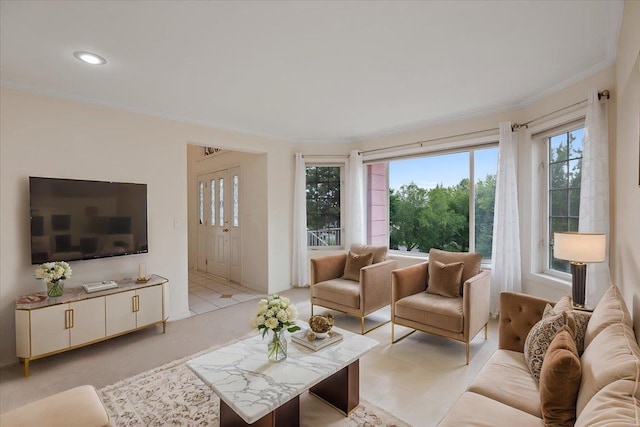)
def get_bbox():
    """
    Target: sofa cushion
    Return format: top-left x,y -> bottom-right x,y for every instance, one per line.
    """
577,321 -> 640,415
467,349 -> 542,418
426,260 -> 464,298
524,307 -> 574,381
0,385 -> 110,427
428,249 -> 482,288
437,392 -> 545,427
539,327 -> 582,427
575,379 -> 640,427
312,279 -> 360,309
350,244 -> 387,264
394,292 -> 463,333
341,251 -> 373,281
584,284 -> 633,349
